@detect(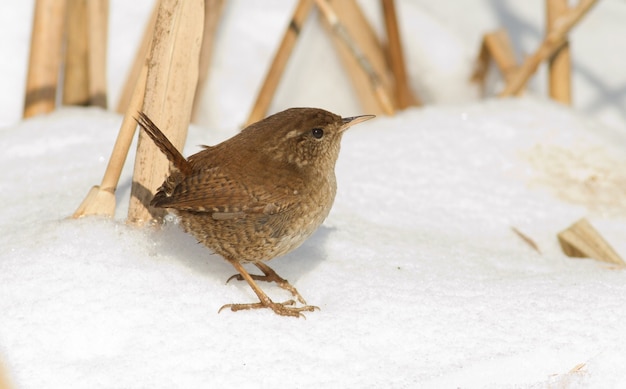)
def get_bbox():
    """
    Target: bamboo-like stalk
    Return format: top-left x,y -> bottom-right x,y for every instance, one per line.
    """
23,0 -> 67,118
86,0 -> 109,108
316,0 -> 395,115
72,64 -> 148,218
547,0 -> 572,104
127,0 -> 204,226
63,0 -> 89,106
381,0 -> 419,108
499,0 -> 597,97
245,0 -> 314,127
